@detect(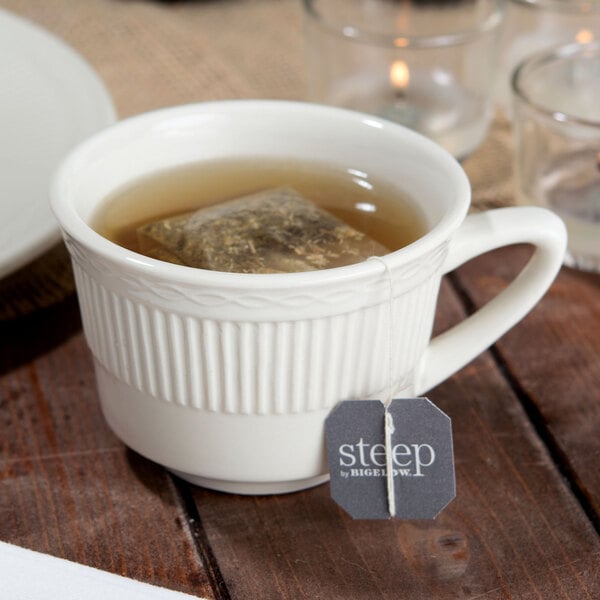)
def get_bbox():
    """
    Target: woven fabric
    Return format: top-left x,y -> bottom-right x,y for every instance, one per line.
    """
463,114 -> 516,212
0,0 -> 515,318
